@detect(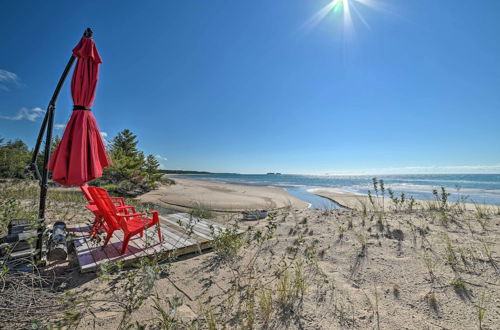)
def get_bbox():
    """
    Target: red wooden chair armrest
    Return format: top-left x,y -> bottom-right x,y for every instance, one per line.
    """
111,197 -> 125,206
119,210 -> 158,217
85,205 -> 98,212
116,205 -> 137,214
117,211 -> 147,218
